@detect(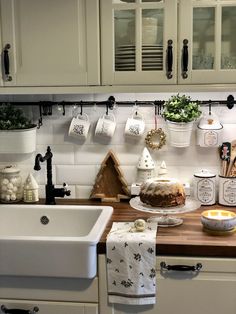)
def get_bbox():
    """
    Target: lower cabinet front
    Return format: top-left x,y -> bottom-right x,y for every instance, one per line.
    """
0,299 -> 98,314
99,255 -> 236,314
